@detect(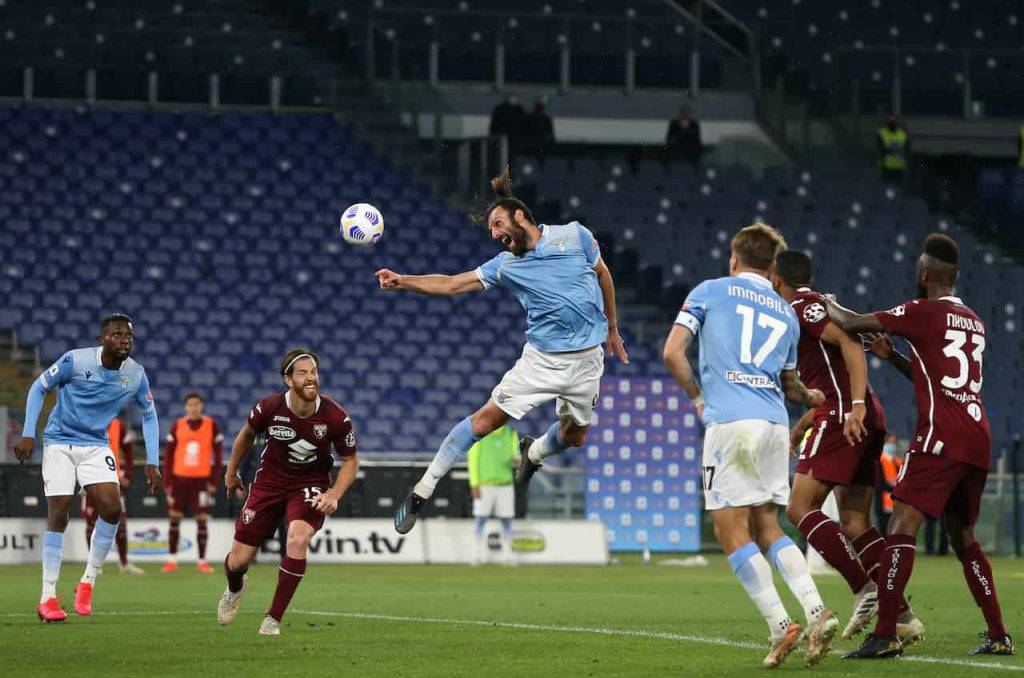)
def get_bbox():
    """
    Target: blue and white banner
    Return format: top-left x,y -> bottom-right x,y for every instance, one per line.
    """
585,378 -> 703,552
